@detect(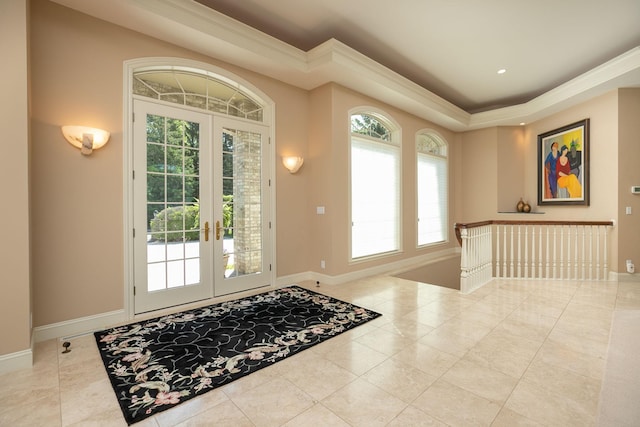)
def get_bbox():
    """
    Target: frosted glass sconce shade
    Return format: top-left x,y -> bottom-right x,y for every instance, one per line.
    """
61,125 -> 110,156
282,156 -> 304,173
